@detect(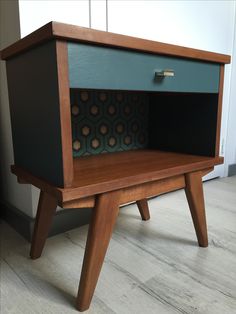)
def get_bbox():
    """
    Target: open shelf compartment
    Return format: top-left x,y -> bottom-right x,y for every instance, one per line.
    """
61,88 -> 223,196
70,89 -> 219,159
70,150 -> 222,199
